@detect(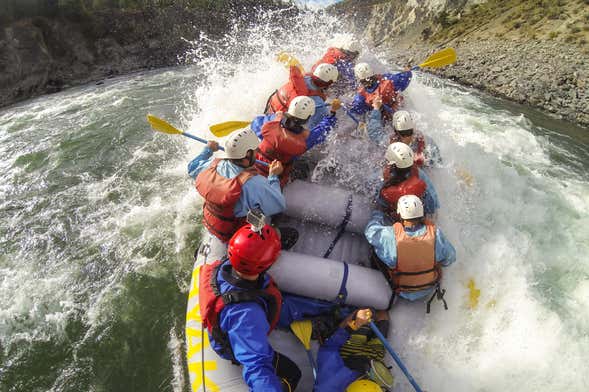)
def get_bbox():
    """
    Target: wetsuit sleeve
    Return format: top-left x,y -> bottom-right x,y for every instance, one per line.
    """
322,327 -> 351,350
187,147 -> 214,179
306,114 -> 337,150
234,175 -> 286,218
251,114 -> 276,139
366,109 -> 387,145
435,228 -> 456,266
364,210 -> 398,268
418,168 -> 440,214
383,70 -> 413,92
221,304 -> 283,391
307,94 -> 329,131
349,93 -> 370,116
